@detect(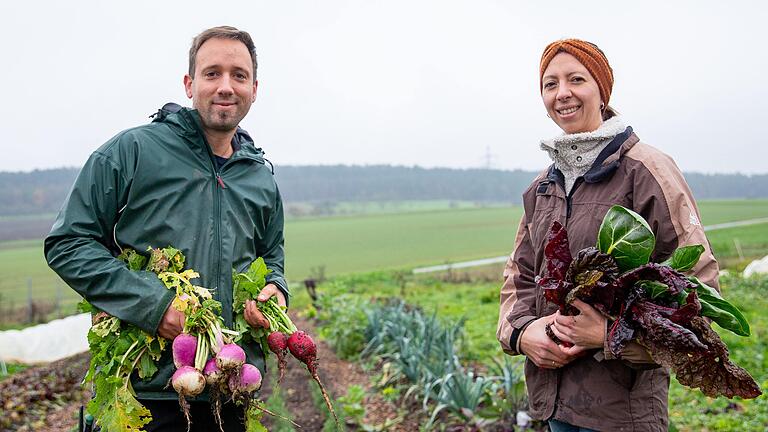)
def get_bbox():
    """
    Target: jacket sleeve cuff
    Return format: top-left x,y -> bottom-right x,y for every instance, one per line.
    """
594,319 -> 612,361
148,288 -> 176,335
509,315 -> 538,355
